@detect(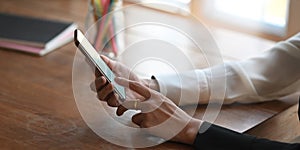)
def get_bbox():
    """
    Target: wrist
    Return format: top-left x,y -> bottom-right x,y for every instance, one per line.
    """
181,118 -> 203,145
170,118 -> 203,144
